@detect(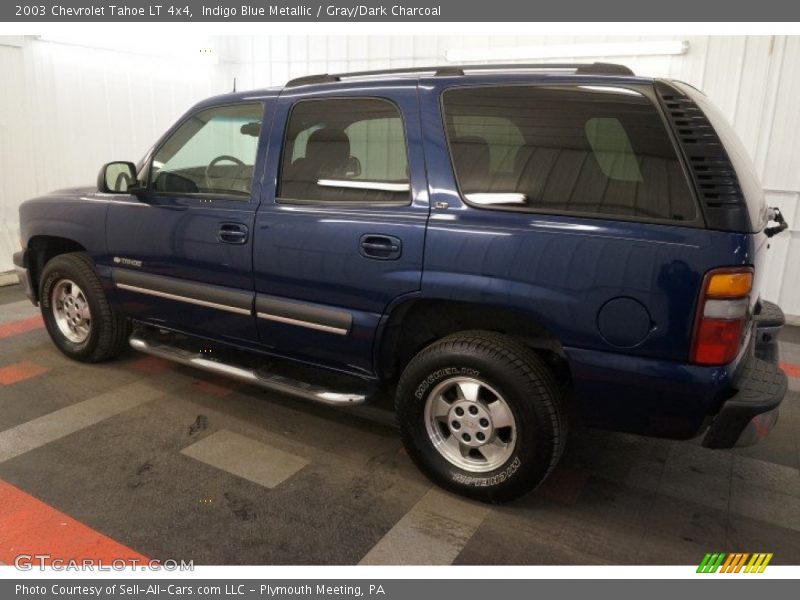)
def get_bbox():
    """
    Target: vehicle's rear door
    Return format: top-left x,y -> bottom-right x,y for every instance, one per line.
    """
253,81 -> 428,375
106,98 -> 274,344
